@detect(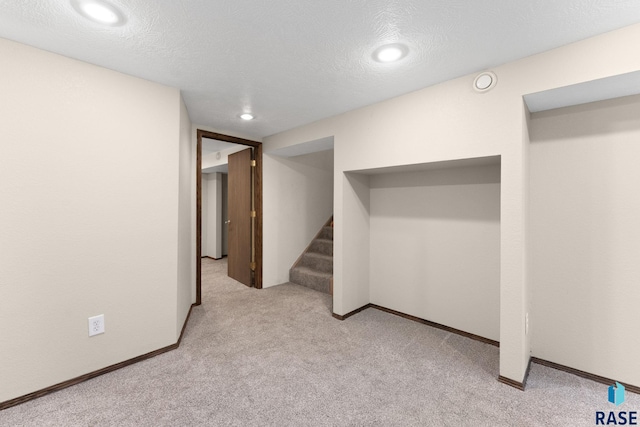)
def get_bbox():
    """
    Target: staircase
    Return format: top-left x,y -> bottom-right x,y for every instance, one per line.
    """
289,218 -> 333,294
